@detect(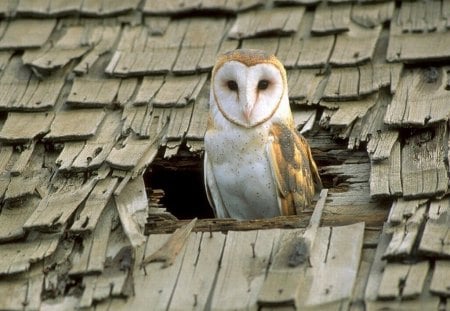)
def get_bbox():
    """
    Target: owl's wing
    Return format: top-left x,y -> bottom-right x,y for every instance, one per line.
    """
267,122 -> 322,215
204,152 -> 231,218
